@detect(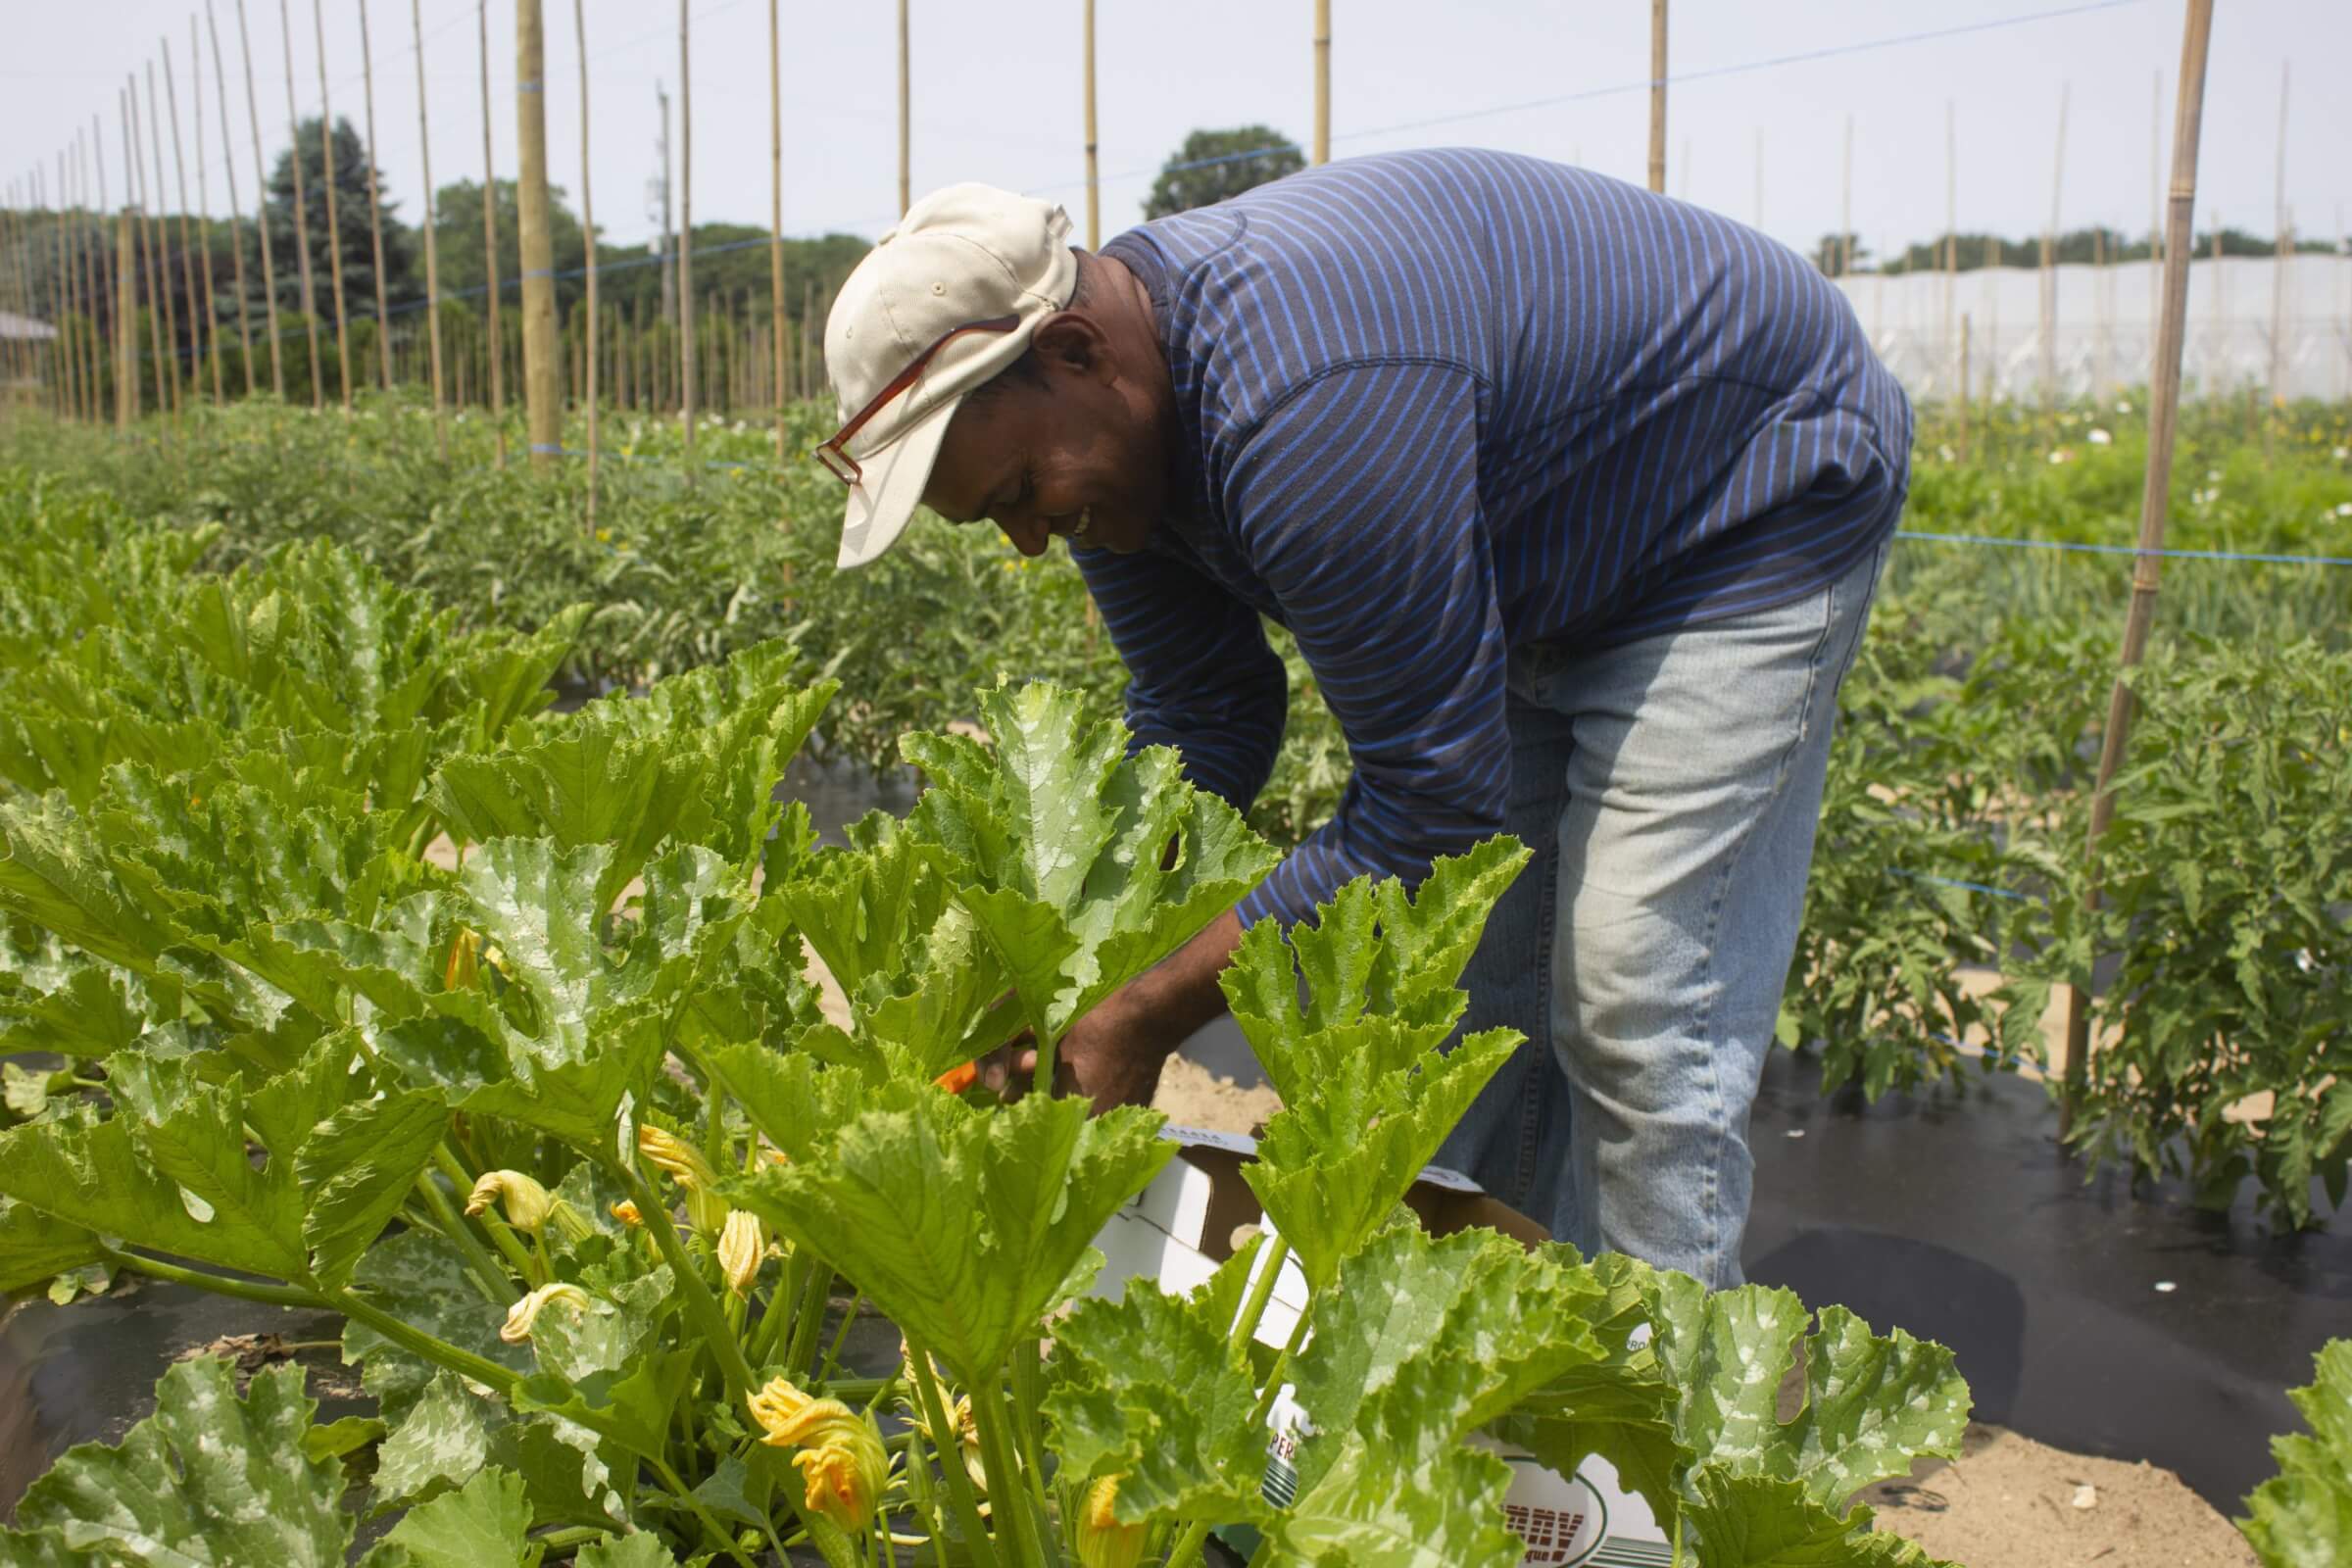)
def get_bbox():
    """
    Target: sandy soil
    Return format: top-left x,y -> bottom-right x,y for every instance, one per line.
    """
1865,1423 -> 2258,1568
